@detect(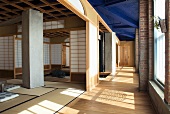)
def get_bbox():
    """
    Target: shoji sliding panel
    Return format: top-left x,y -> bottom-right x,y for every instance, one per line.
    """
0,36 -> 14,78
15,39 -> 22,68
70,30 -> 86,82
51,44 -> 62,65
66,43 -> 70,67
43,20 -> 64,30
43,38 -> 50,65
0,36 -> 14,70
